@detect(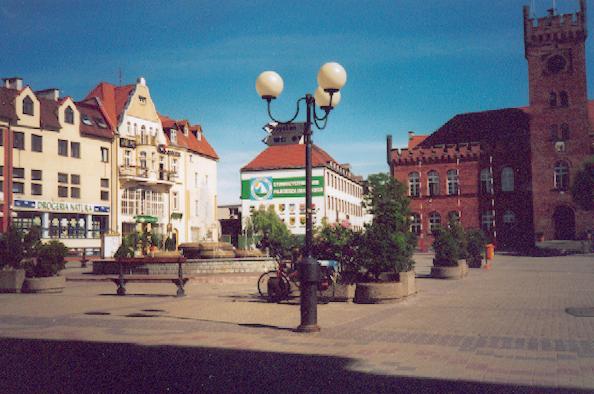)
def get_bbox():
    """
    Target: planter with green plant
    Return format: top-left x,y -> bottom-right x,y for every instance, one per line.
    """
22,240 -> 68,293
431,226 -> 466,279
350,173 -> 417,303
466,229 -> 487,268
0,226 -> 42,293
